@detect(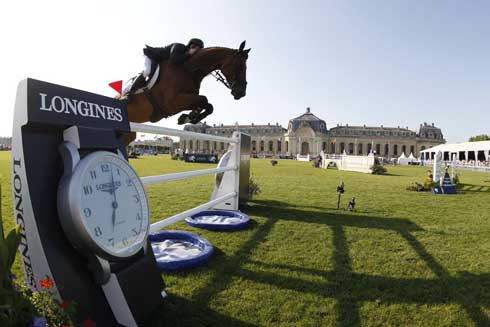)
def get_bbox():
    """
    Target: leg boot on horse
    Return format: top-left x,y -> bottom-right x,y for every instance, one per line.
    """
177,99 -> 213,125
